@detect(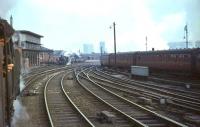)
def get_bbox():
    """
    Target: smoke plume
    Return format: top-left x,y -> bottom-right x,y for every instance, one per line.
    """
0,0 -> 18,18
19,75 -> 25,92
11,98 -> 29,127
